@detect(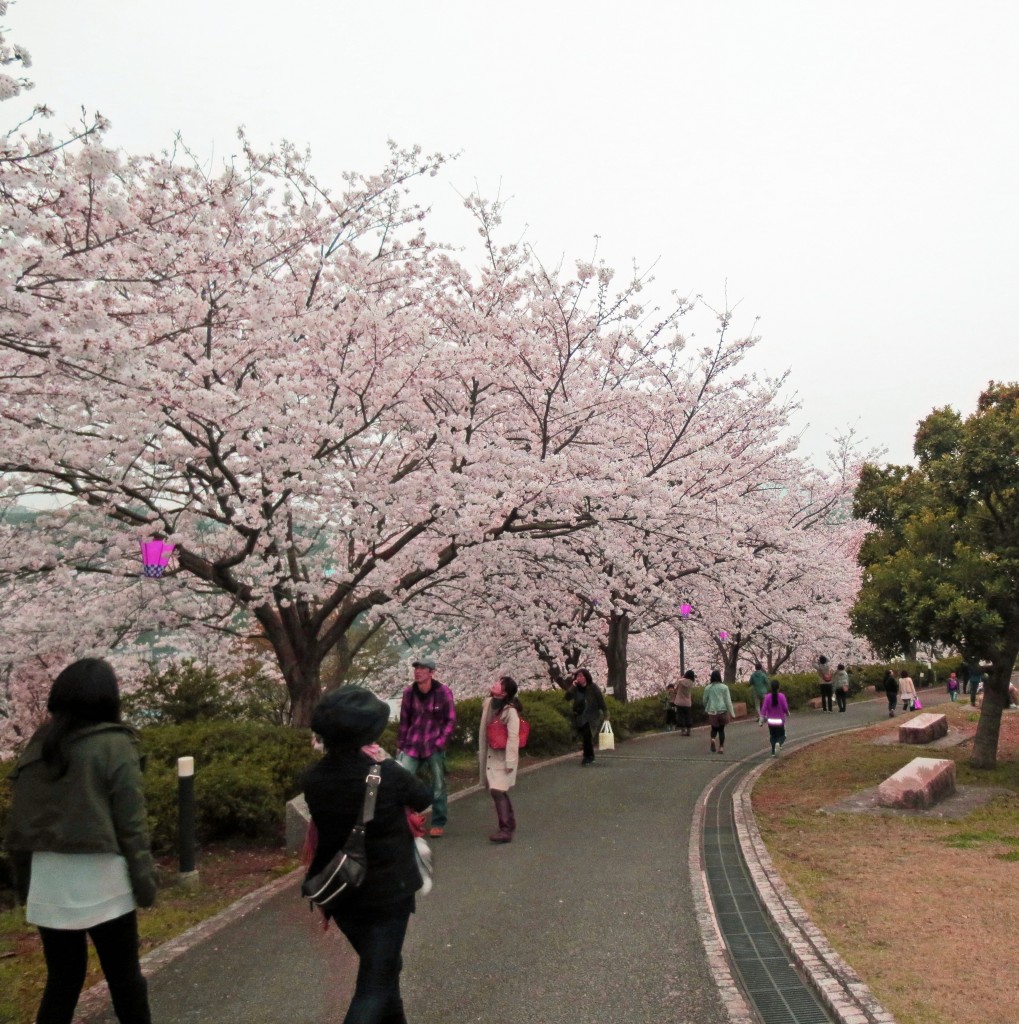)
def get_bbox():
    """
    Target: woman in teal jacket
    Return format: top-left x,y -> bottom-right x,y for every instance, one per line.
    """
703,669 -> 736,754
5,658 -> 155,1024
